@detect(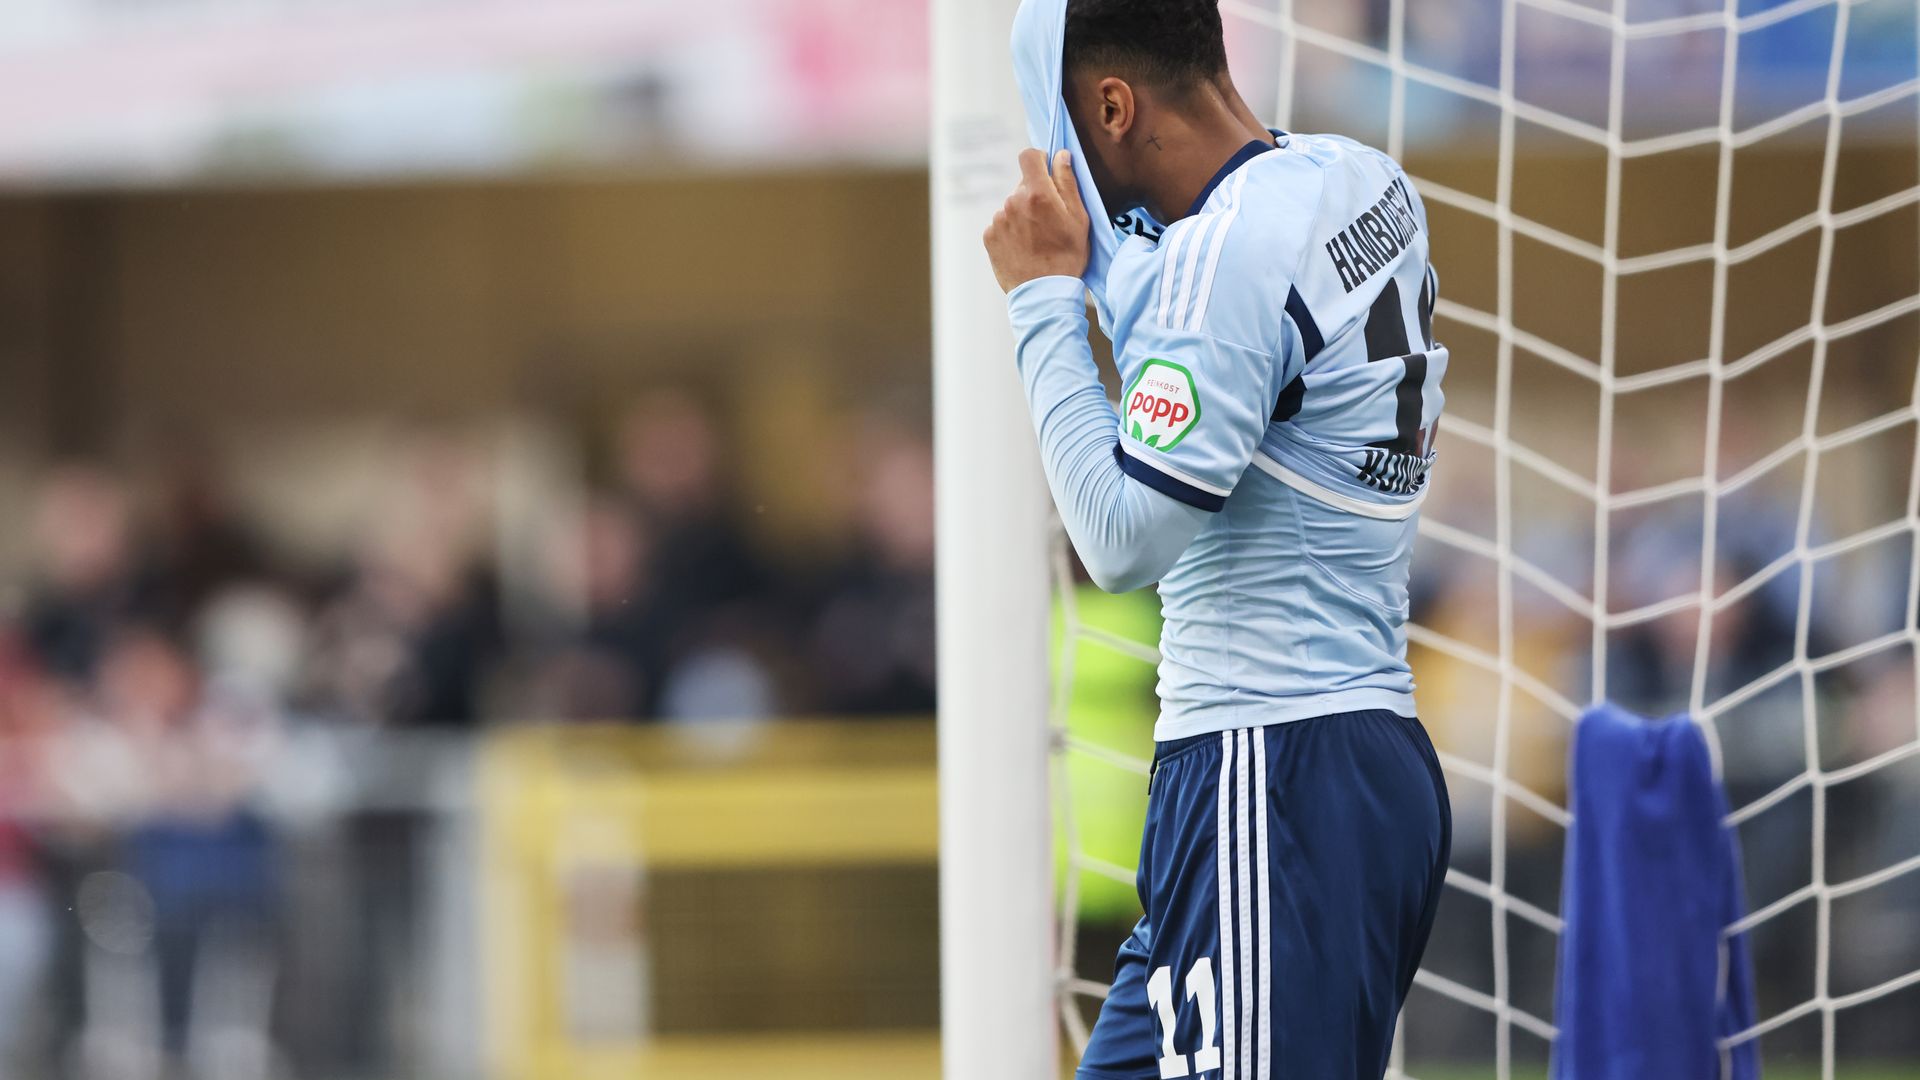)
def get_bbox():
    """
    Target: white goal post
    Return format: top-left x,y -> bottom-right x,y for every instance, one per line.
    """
931,0 -> 1060,1076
